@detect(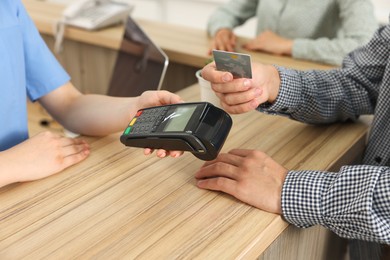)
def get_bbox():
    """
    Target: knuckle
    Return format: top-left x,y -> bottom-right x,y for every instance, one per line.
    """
251,150 -> 263,157
55,154 -> 65,166
215,177 -> 226,188
213,162 -> 225,172
234,105 -> 250,114
252,150 -> 267,159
